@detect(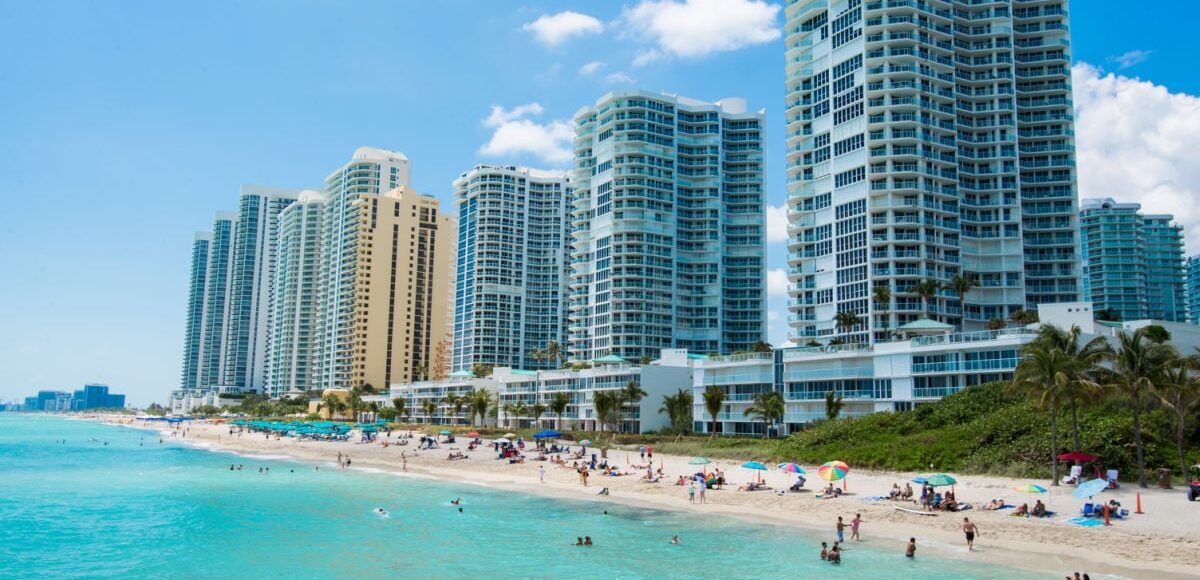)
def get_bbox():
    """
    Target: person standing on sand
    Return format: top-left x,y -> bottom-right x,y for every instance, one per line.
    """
836,516 -> 845,543
851,513 -> 863,540
698,481 -> 706,504
962,517 -> 980,551
401,451 -> 407,472
688,481 -> 696,504
538,465 -> 545,483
